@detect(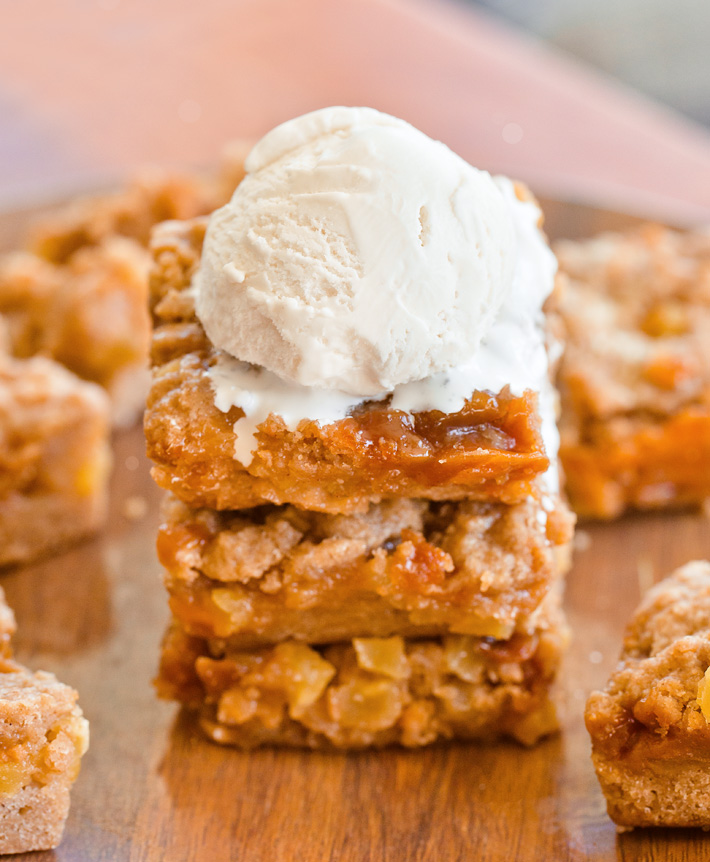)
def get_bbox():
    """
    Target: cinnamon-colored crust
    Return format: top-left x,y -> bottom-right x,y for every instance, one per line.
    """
0,354 -> 111,568
585,560 -> 710,827
0,657 -> 89,854
555,225 -> 710,518
146,219 -> 551,514
158,491 -> 573,647
157,594 -> 566,750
